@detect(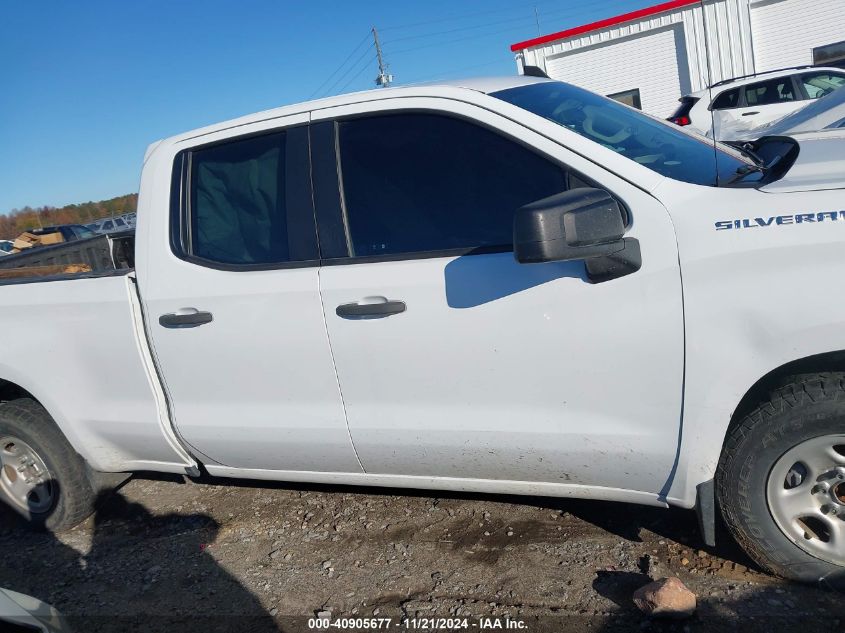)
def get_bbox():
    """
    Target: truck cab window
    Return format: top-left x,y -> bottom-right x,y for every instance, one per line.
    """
336,113 -> 569,258
189,132 -> 290,265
